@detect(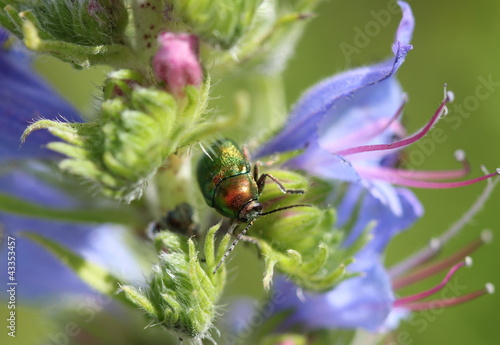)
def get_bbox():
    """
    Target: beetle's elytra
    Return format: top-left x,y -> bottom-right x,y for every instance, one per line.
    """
197,139 -> 261,222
